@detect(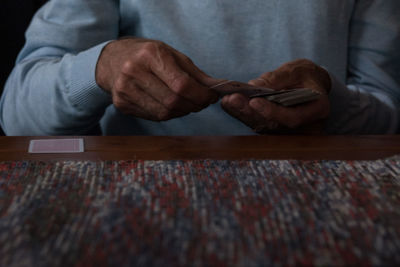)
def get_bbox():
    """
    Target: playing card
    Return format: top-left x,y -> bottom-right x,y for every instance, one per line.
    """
28,138 -> 84,153
210,80 -> 321,106
260,88 -> 321,106
210,80 -> 277,97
